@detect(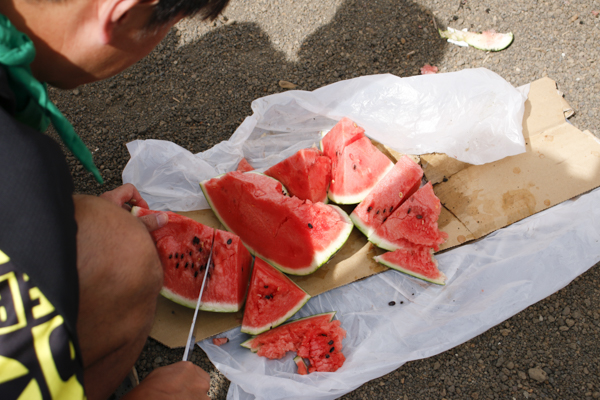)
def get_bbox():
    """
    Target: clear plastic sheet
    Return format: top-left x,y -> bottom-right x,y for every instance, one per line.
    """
200,187 -> 600,400
123,68 -> 526,211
